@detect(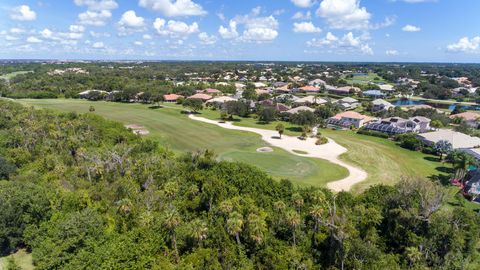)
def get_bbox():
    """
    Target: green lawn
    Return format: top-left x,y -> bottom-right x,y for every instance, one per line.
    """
16,99 -> 348,188
342,72 -> 387,85
0,71 -> 33,82
0,249 -> 34,270
200,108 -> 451,193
